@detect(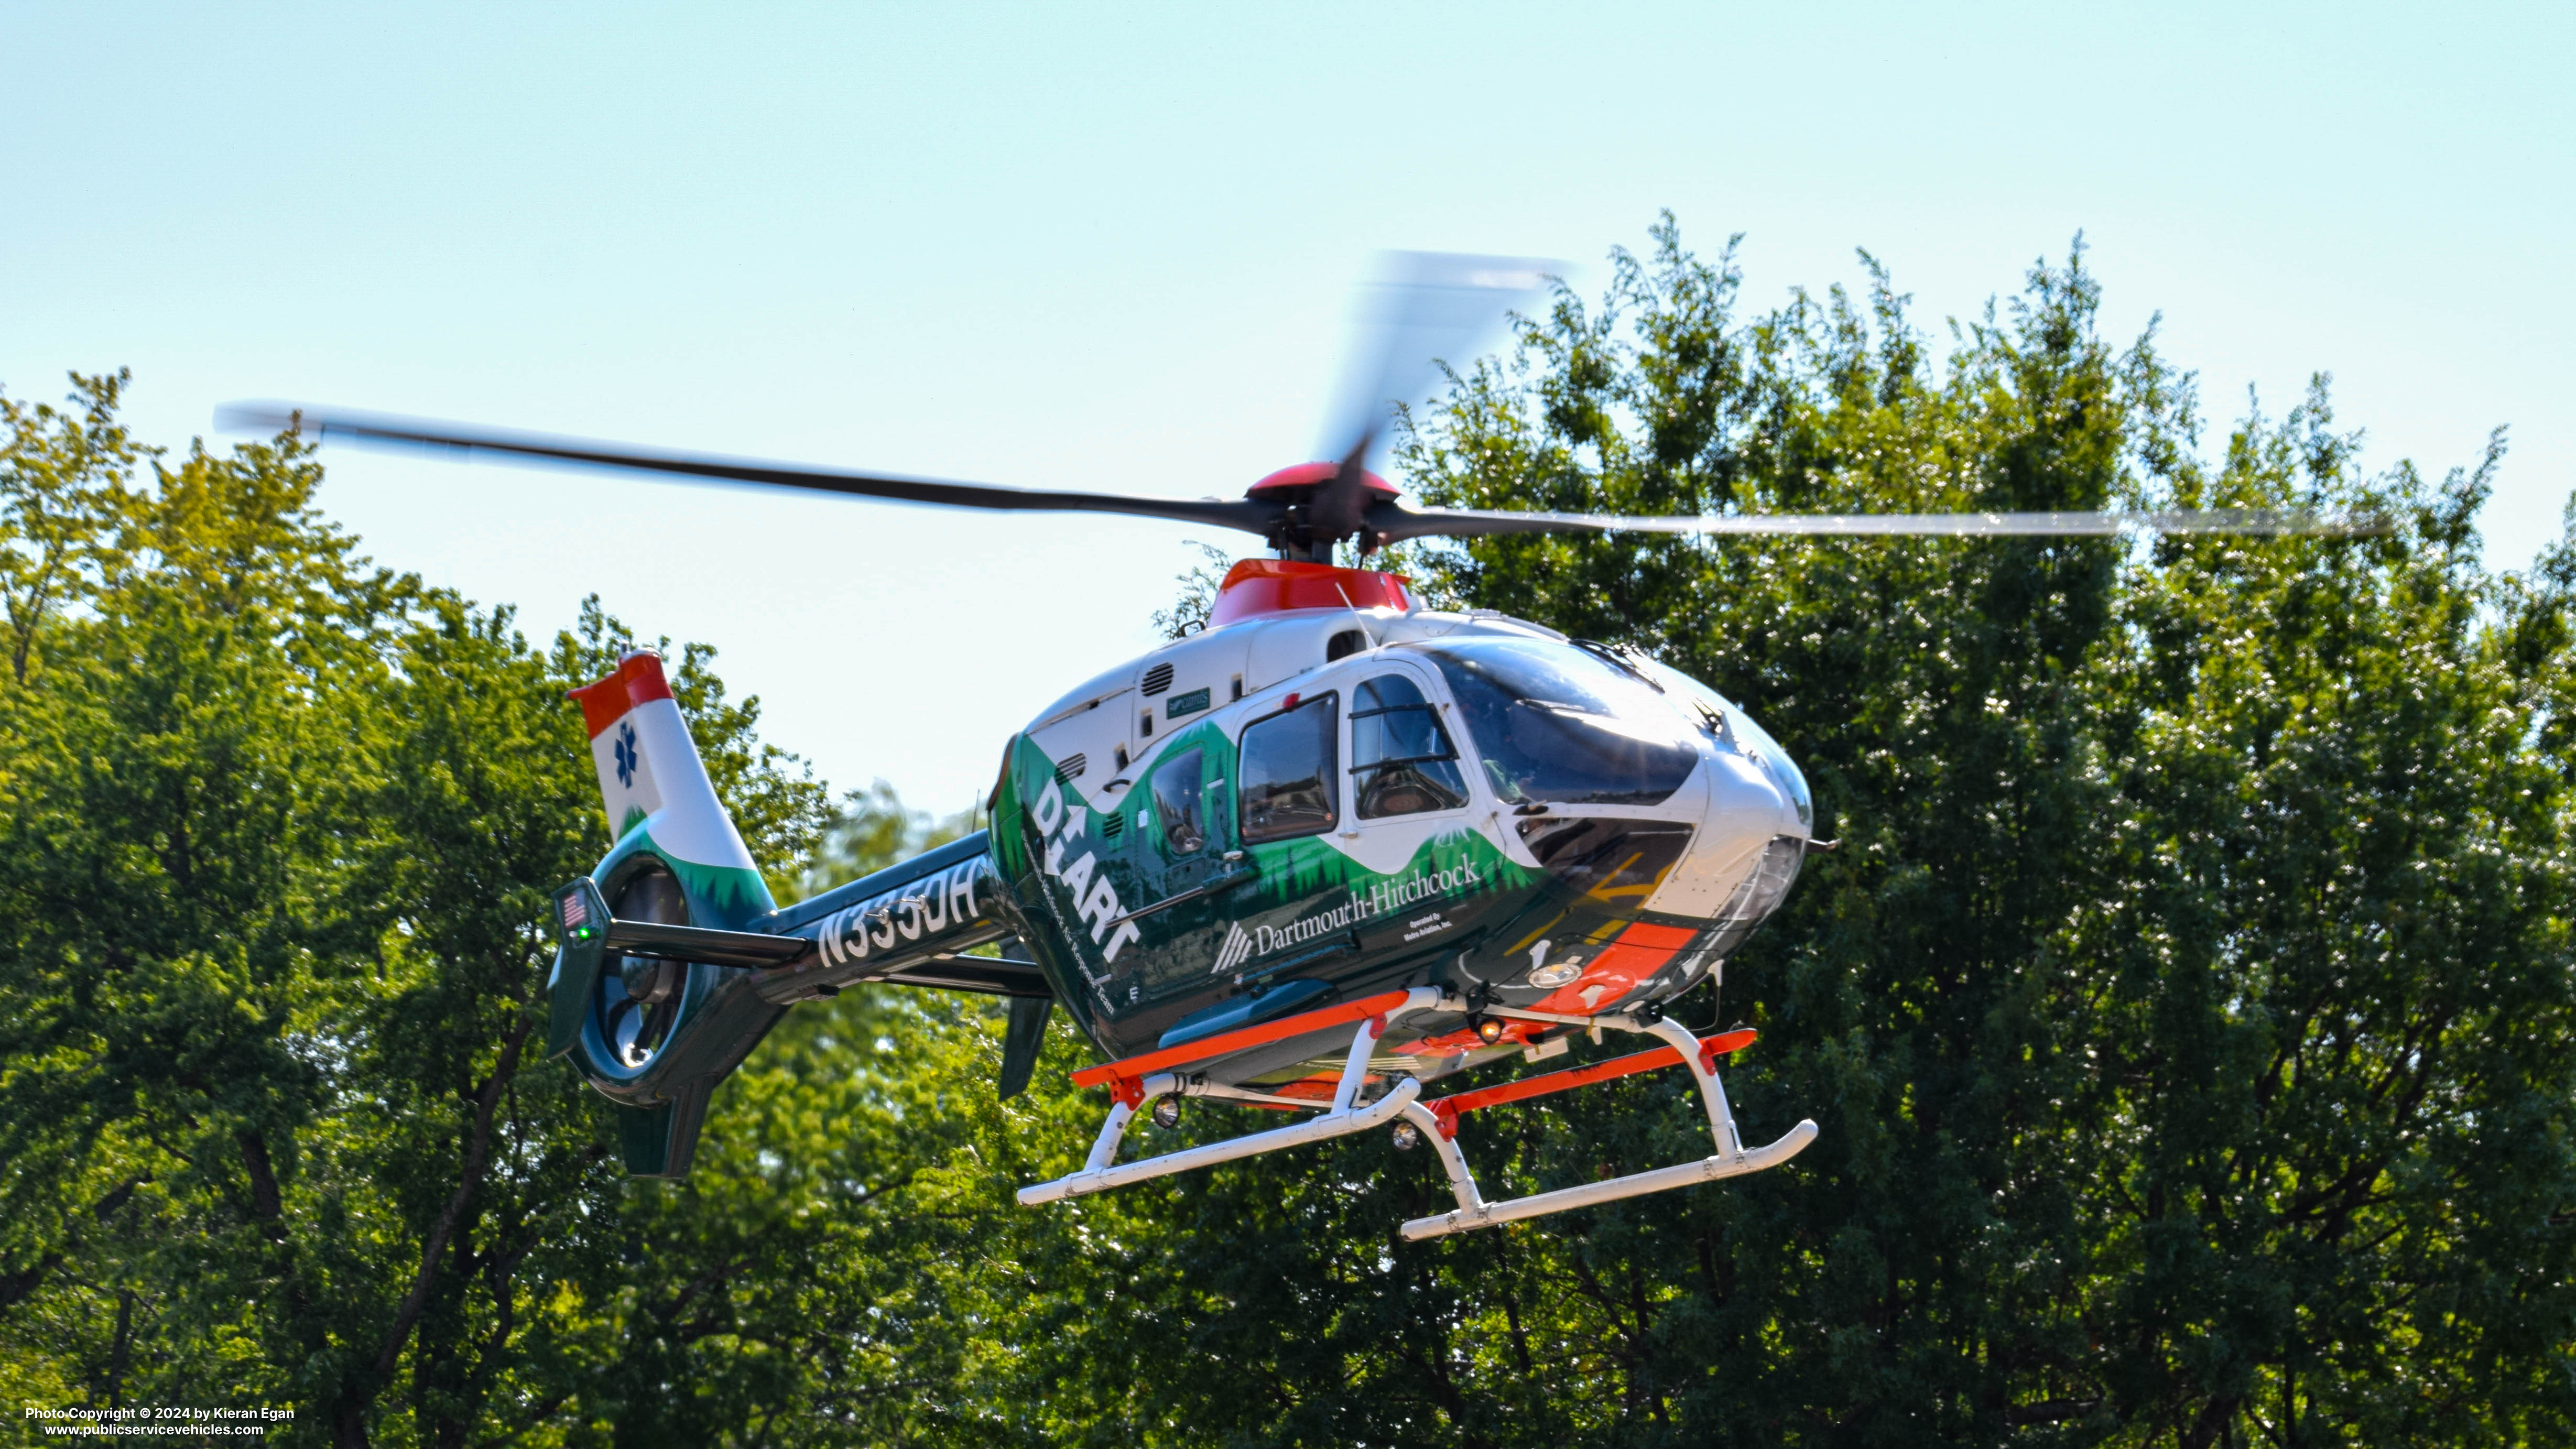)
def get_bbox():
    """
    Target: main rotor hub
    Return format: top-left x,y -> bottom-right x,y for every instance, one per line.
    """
1246,462 -> 1400,559
1245,462 -> 1398,502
